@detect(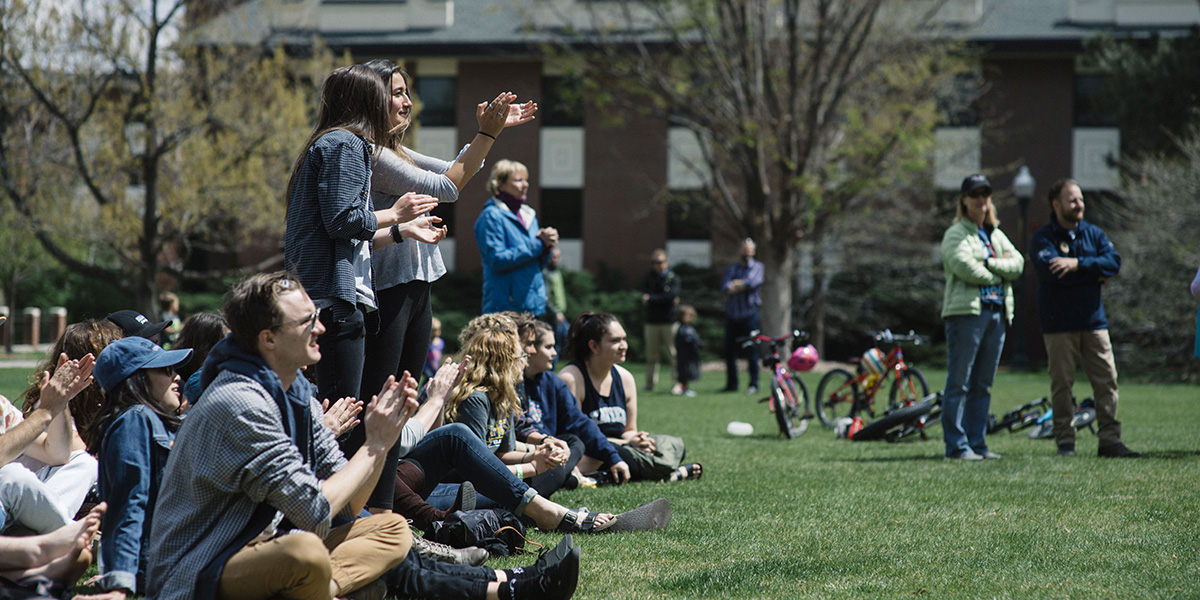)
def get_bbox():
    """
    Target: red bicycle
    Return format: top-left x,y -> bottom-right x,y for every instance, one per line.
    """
739,330 -> 814,439
814,329 -> 929,429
